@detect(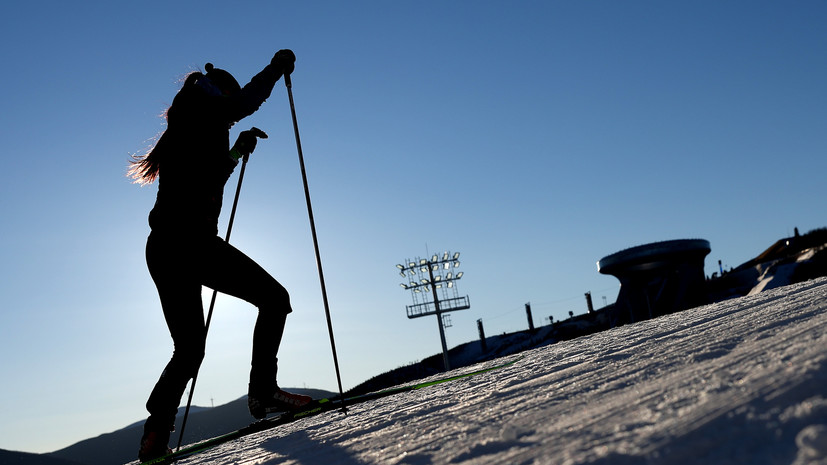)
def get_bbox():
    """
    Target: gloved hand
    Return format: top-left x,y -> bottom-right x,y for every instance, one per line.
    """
271,49 -> 296,75
230,127 -> 268,162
